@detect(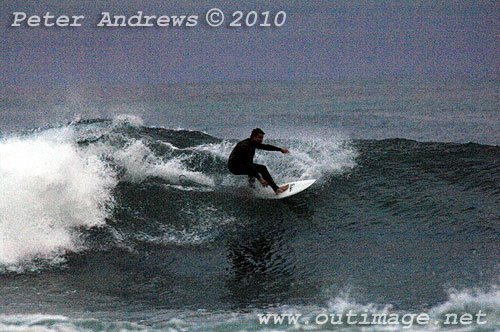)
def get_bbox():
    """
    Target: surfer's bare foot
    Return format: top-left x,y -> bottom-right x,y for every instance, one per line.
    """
275,184 -> 289,194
